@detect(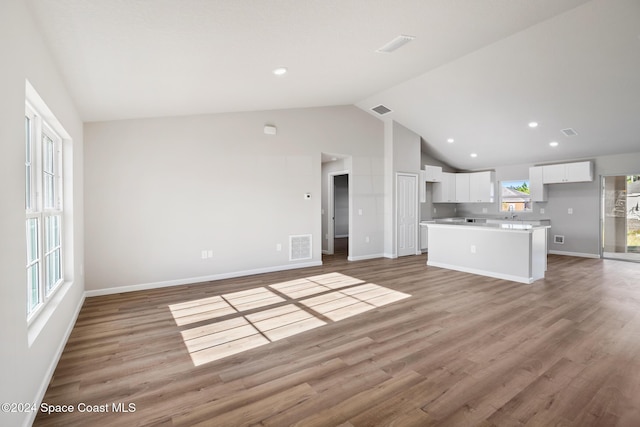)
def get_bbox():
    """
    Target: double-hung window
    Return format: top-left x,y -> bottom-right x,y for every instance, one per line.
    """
25,102 -> 64,319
